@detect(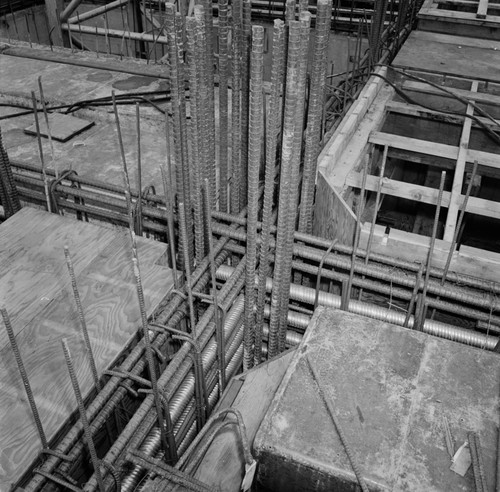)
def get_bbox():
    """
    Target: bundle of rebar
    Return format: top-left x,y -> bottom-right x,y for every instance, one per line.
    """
0,127 -> 21,218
